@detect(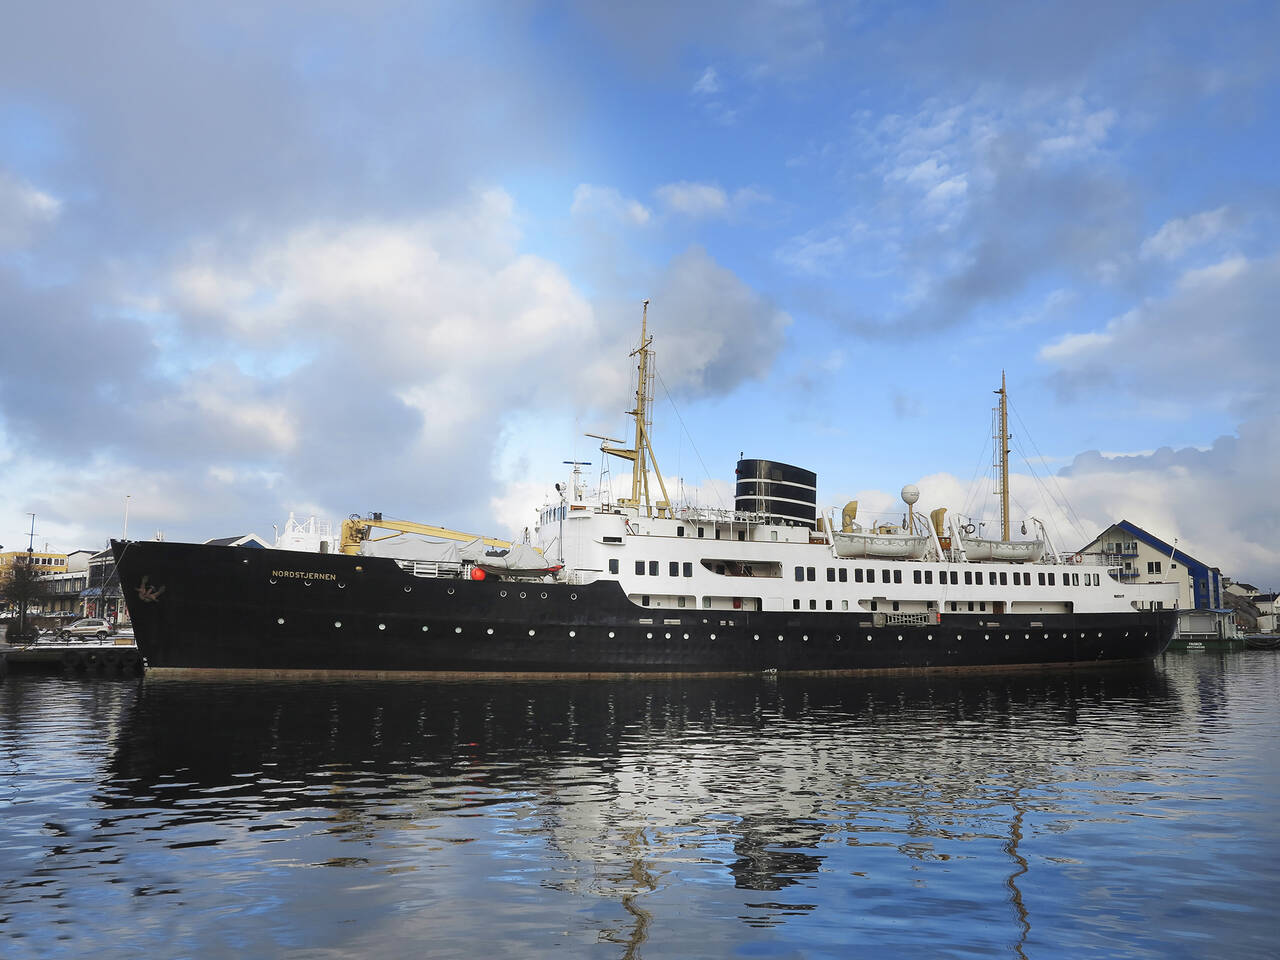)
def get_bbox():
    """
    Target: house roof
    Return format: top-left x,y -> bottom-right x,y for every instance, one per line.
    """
203,534 -> 271,549
1083,519 -> 1217,573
